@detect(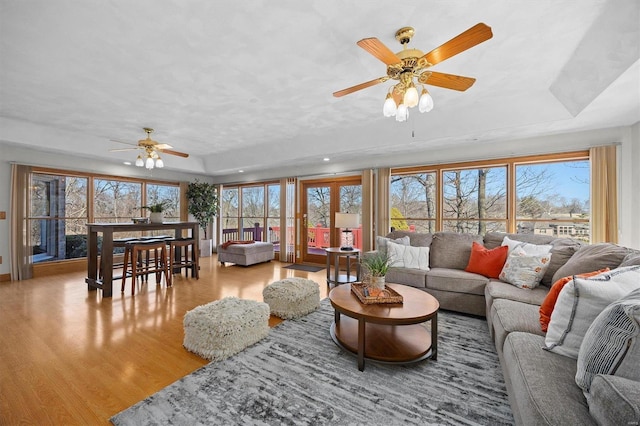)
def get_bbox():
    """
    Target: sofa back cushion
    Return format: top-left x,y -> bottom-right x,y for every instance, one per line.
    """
542,238 -> 582,286
483,232 -> 555,250
430,232 -> 483,270
386,231 -> 432,247
551,243 -> 630,284
376,235 -> 410,254
619,249 -> 640,267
